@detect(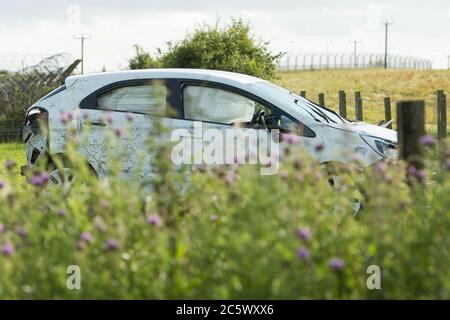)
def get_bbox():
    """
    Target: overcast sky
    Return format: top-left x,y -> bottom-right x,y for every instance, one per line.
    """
0,0 -> 449,72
